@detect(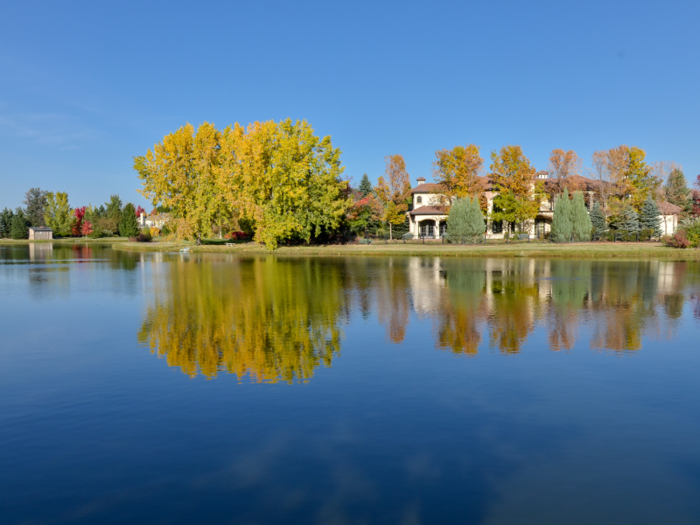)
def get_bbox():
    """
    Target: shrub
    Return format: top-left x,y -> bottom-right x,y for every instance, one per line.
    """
150,226 -> 161,238
402,232 -> 414,240
224,231 -> 249,240
663,231 -> 690,248
130,229 -> 152,242
551,189 -> 572,243
358,238 -> 372,244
